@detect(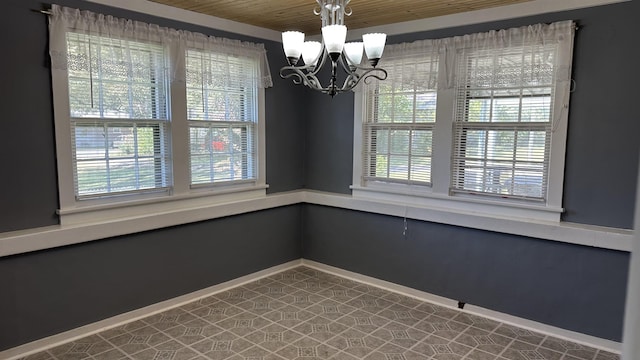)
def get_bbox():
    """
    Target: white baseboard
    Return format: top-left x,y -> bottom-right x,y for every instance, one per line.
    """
2,259 -> 622,359
301,259 -> 622,354
0,260 -> 302,360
